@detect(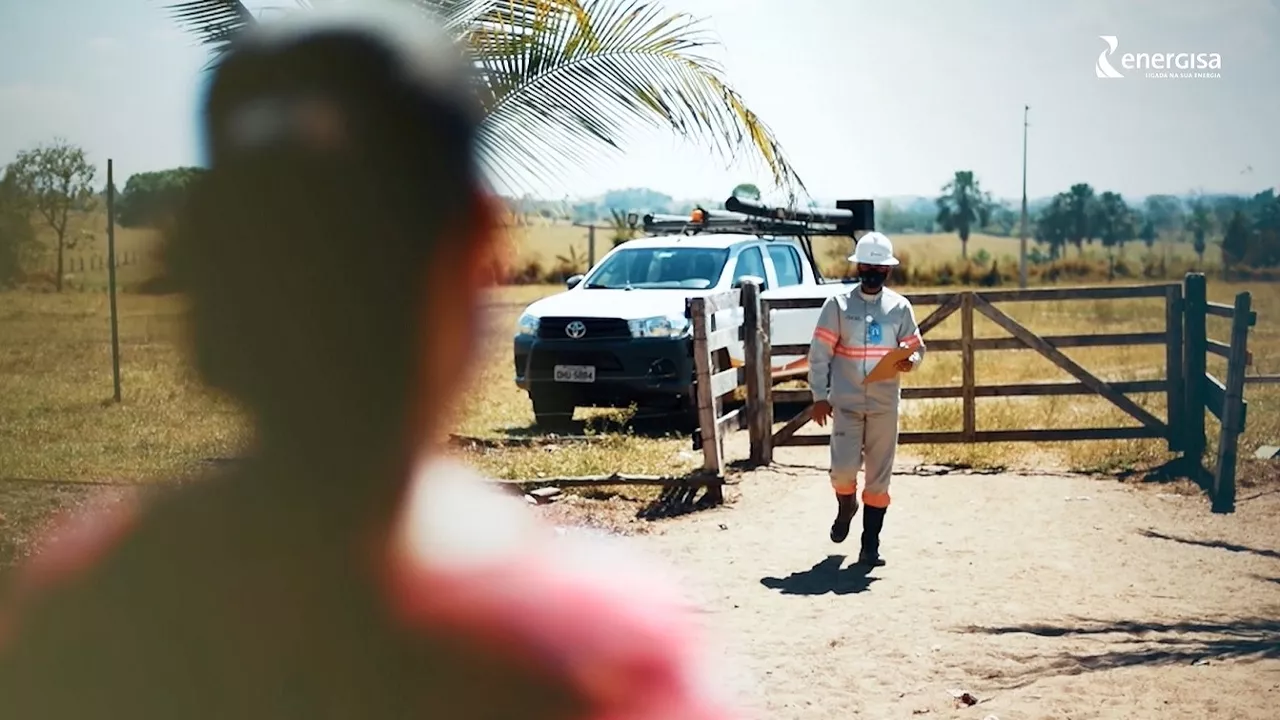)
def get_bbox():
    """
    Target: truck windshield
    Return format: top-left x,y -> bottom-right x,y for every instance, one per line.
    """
583,247 -> 729,289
